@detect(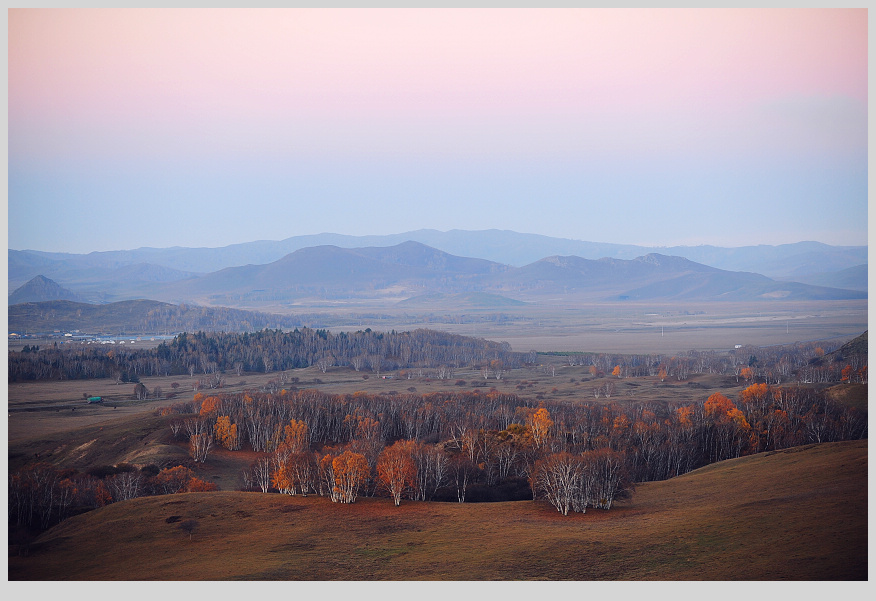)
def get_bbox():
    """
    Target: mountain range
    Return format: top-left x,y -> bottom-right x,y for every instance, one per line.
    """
10,229 -> 867,289
9,237 -> 867,309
